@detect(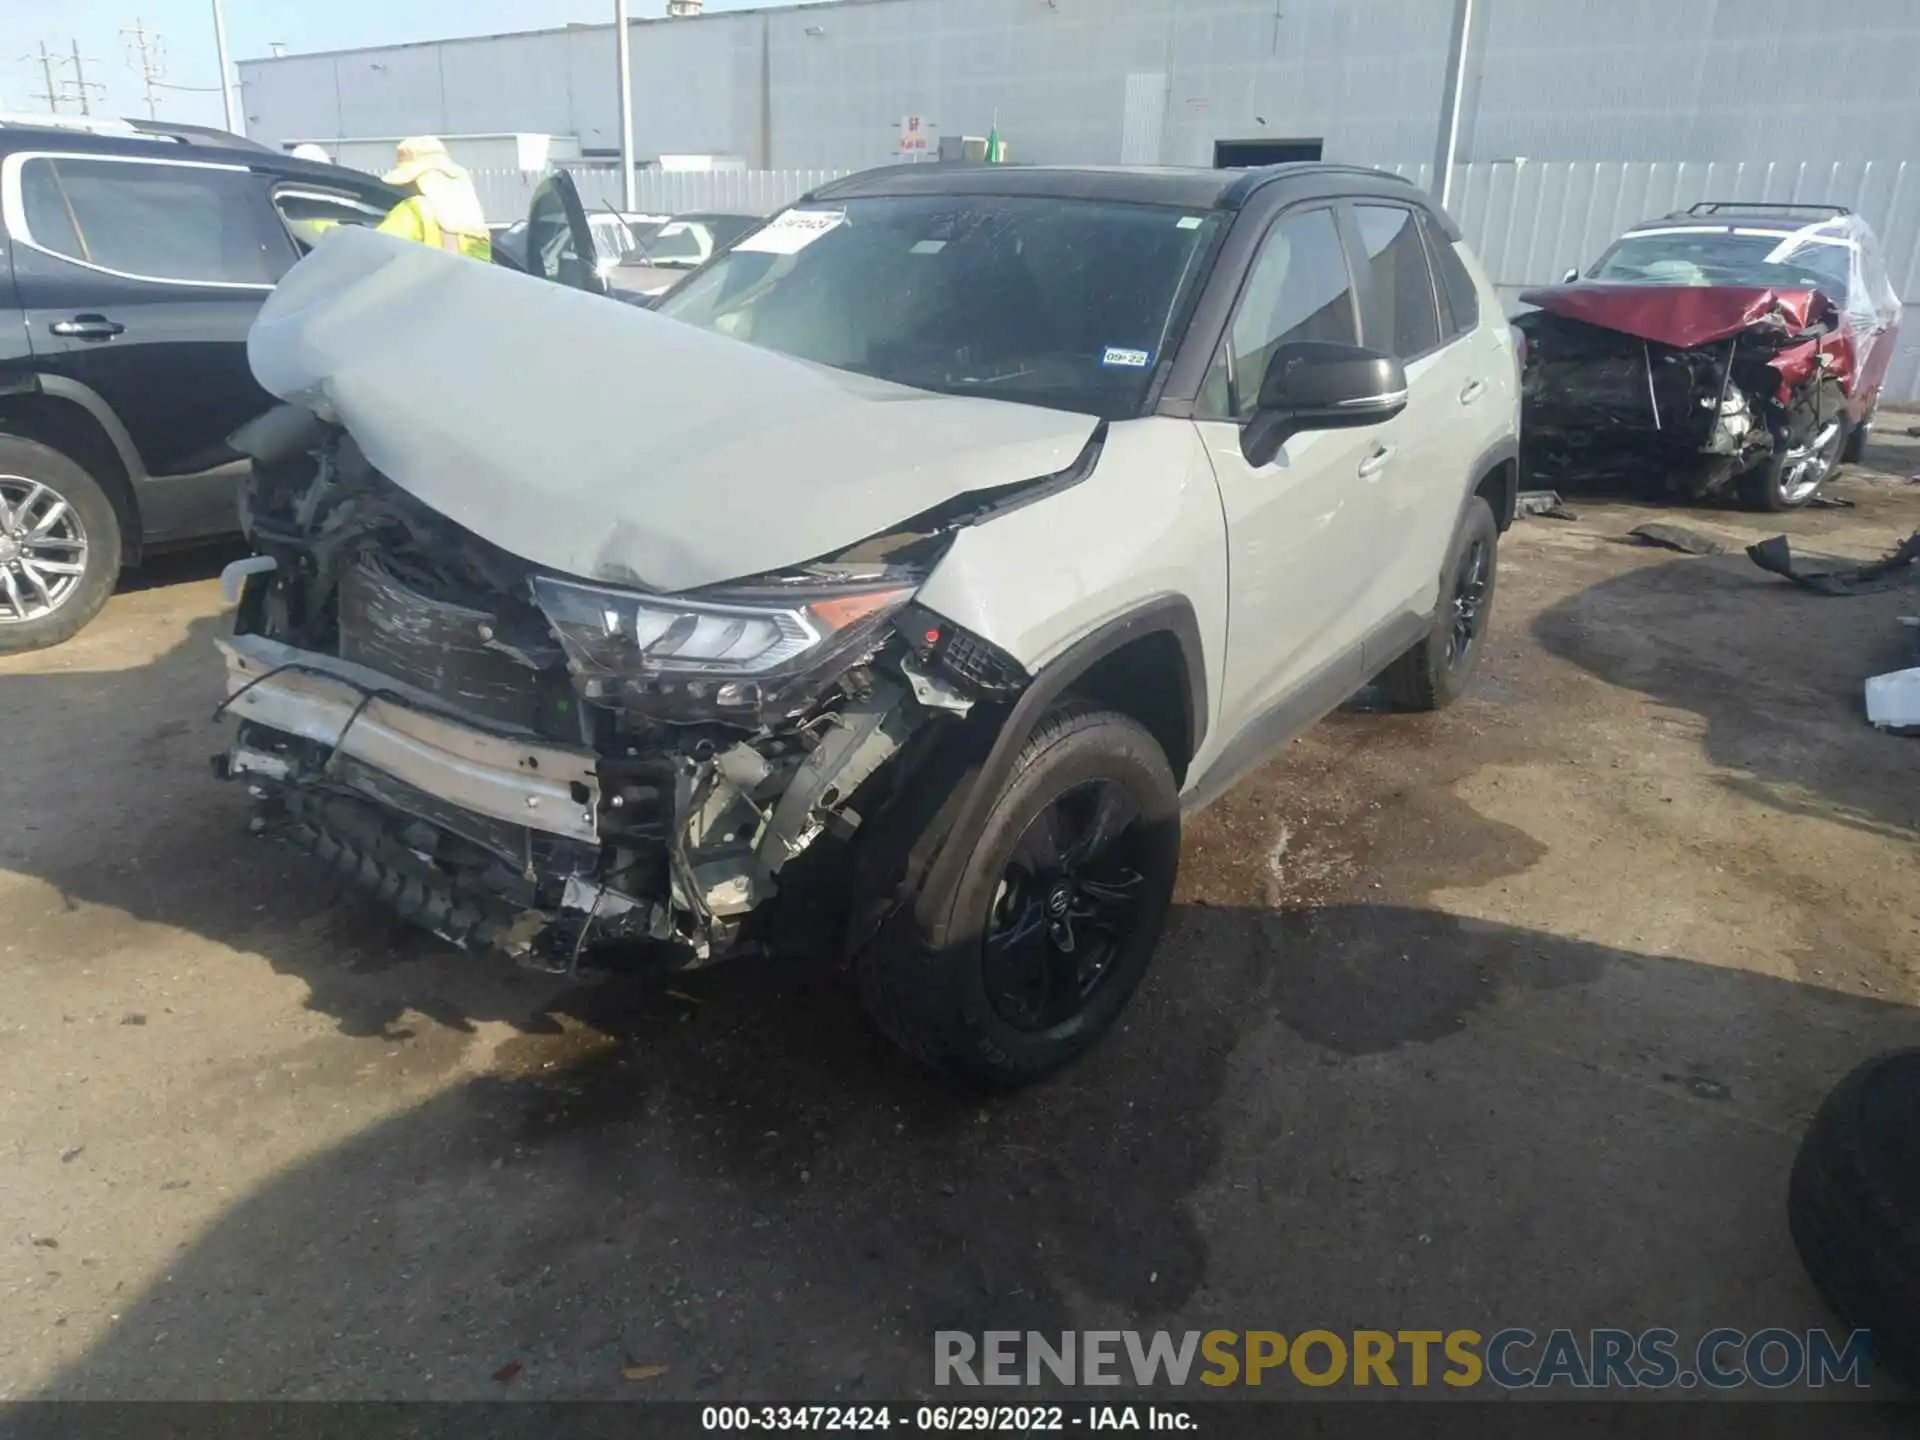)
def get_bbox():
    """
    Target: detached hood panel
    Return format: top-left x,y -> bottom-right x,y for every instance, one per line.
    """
1517,283 -> 1840,349
249,228 -> 1100,593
